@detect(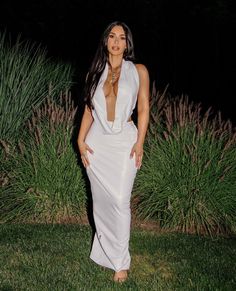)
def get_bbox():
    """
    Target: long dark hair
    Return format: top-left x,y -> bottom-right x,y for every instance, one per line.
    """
83,21 -> 136,111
